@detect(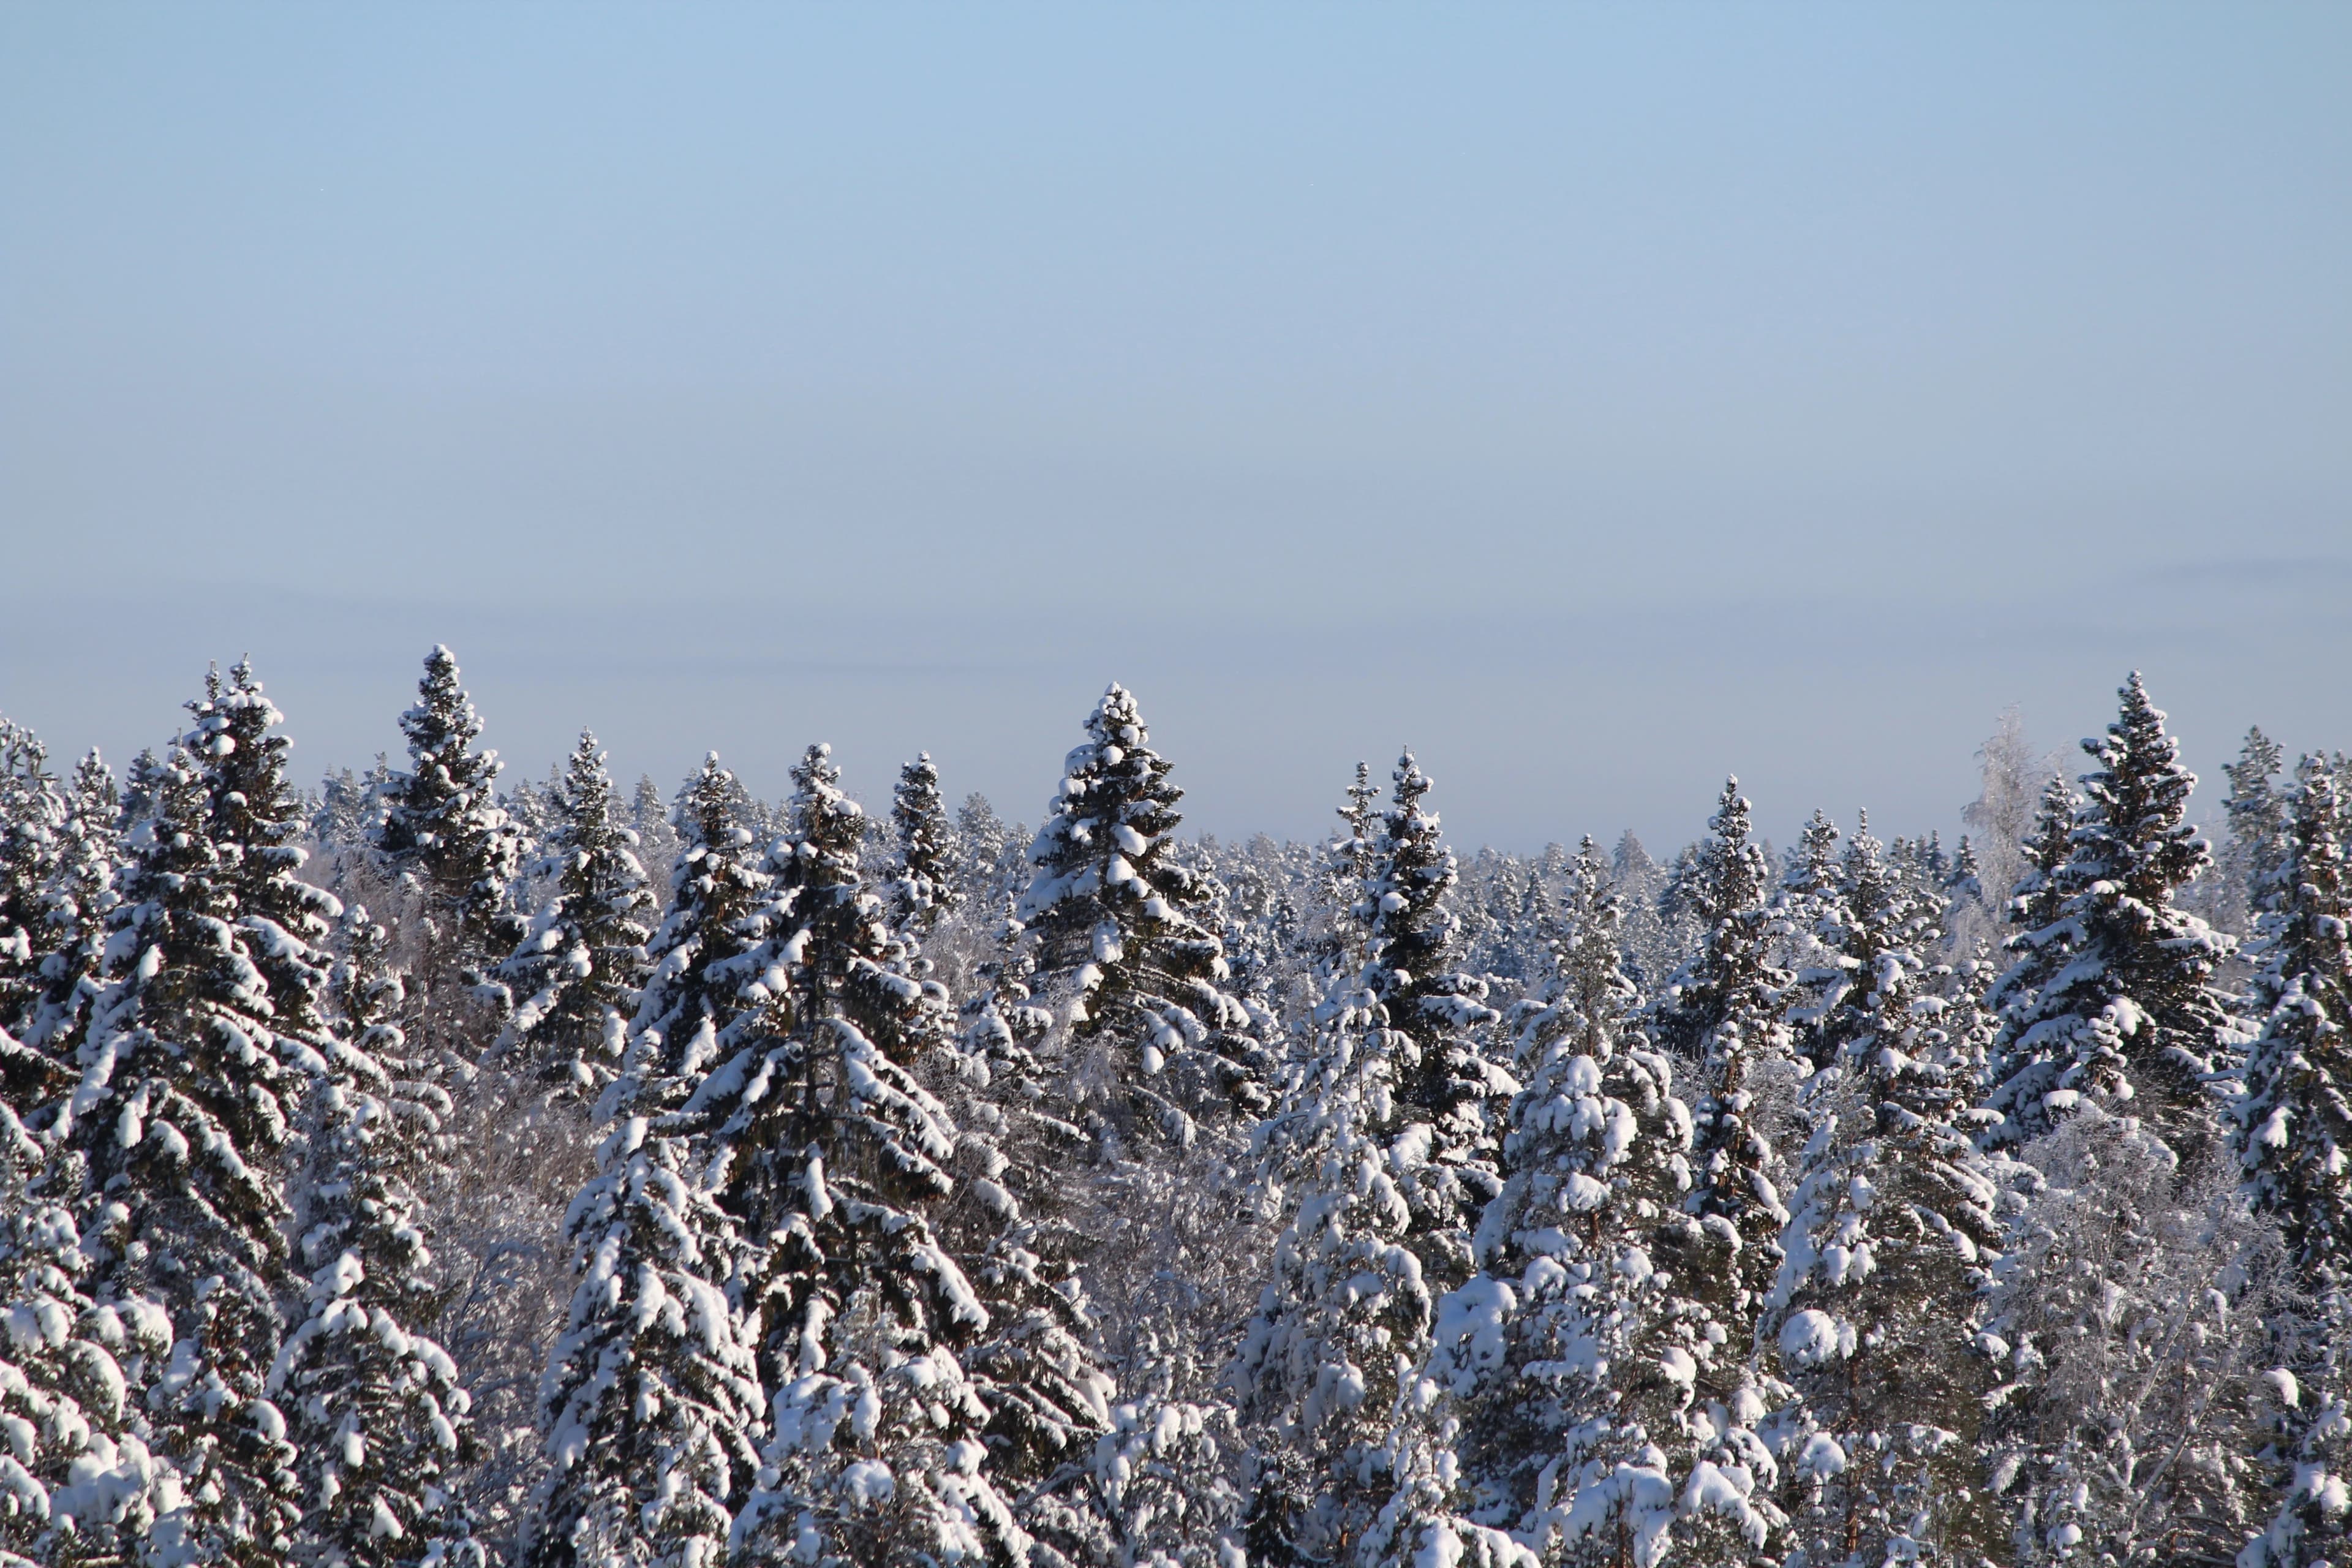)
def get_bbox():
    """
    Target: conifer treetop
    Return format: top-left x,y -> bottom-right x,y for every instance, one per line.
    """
183,658 -> 343,1046
495,729 -> 655,1093
66,741 -> 307,1564
1988,673 -> 2236,1163
377,645 -> 518,946
1017,683 -> 1267,1136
